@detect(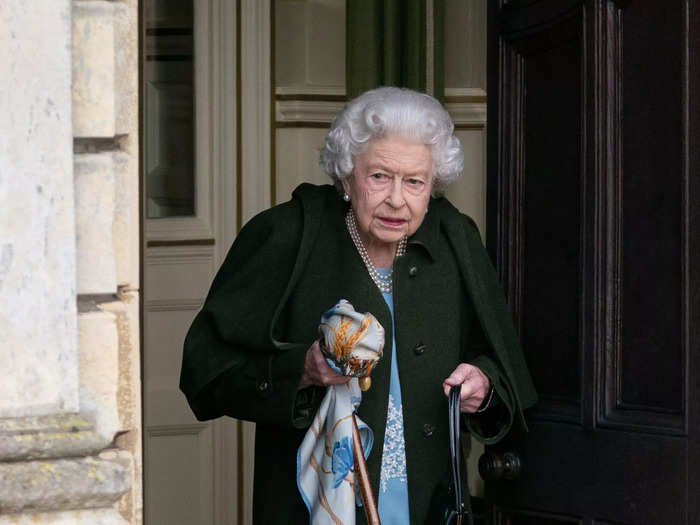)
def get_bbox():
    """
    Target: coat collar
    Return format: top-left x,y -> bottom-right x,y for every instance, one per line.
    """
405,197 -> 442,261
